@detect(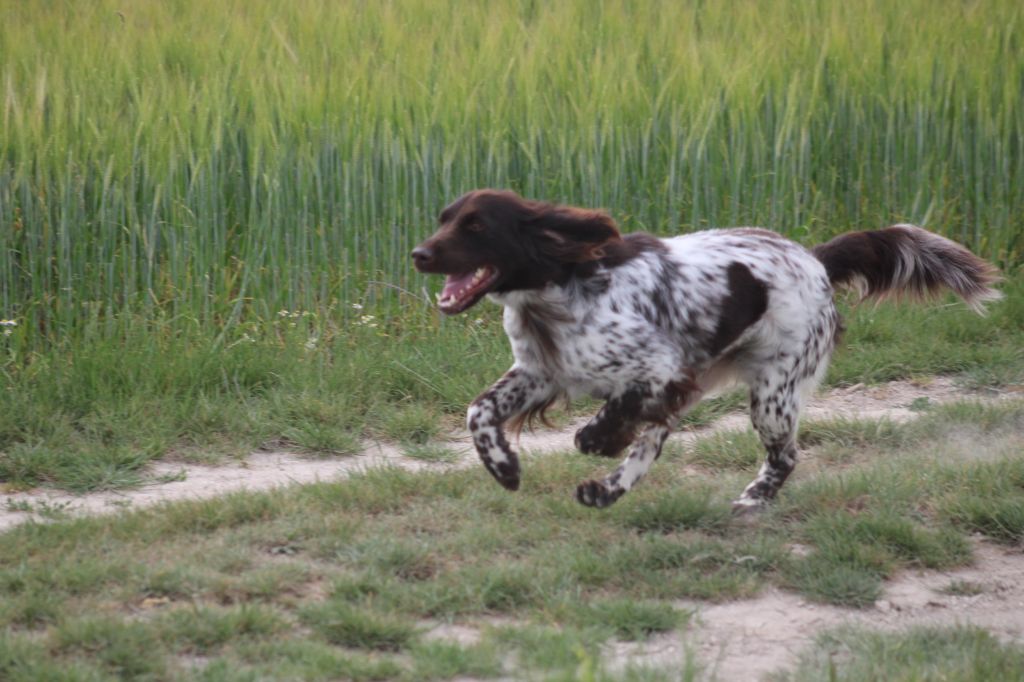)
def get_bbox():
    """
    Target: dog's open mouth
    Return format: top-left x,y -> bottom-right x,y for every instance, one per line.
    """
437,266 -> 501,314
